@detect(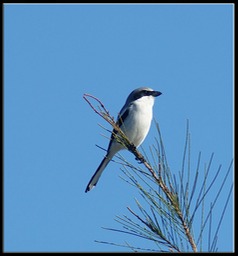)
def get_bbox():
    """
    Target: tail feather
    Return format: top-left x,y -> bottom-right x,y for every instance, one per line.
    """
85,156 -> 111,193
